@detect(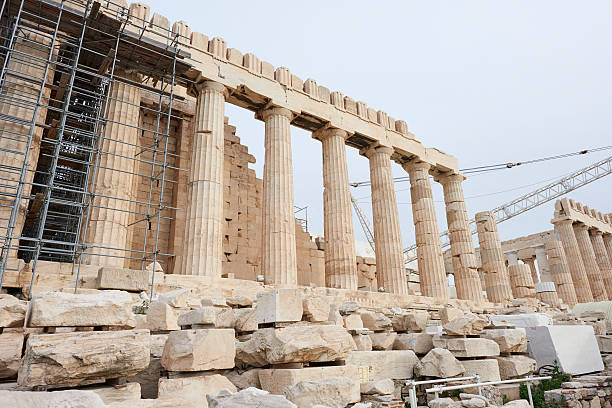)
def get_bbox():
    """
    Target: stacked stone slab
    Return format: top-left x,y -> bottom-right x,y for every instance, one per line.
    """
508,264 -> 536,299
356,256 -> 378,291
481,326 -> 536,380
476,211 -> 513,303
